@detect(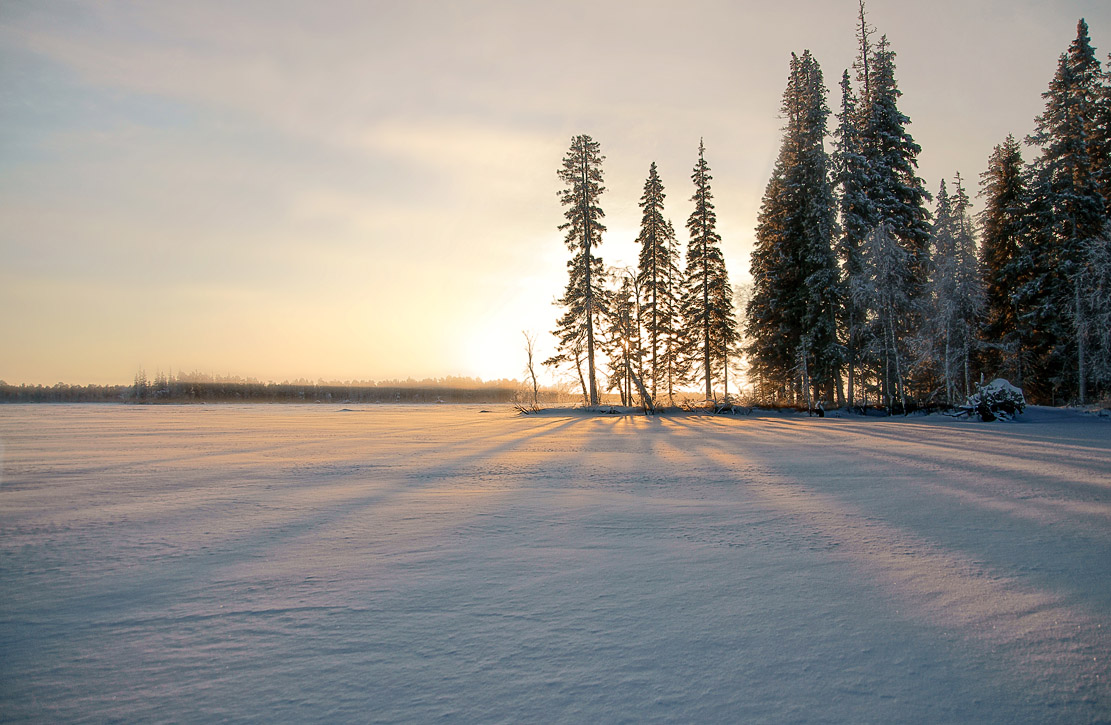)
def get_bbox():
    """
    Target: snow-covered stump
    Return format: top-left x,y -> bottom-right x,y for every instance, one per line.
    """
959,378 -> 1027,421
